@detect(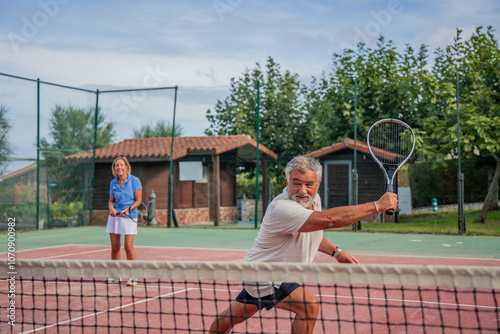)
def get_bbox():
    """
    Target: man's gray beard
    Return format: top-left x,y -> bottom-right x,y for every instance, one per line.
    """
288,187 -> 314,208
